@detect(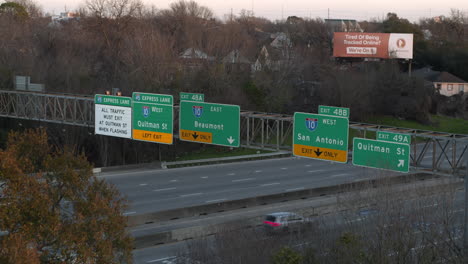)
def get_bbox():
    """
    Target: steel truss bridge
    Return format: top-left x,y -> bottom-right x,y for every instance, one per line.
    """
1,90 -> 467,176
